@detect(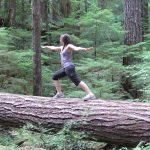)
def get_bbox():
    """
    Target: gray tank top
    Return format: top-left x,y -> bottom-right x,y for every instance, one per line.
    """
60,47 -> 74,68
